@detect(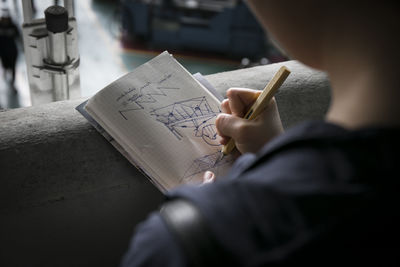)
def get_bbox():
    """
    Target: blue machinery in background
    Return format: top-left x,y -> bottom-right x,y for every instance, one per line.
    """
121,0 -> 268,59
